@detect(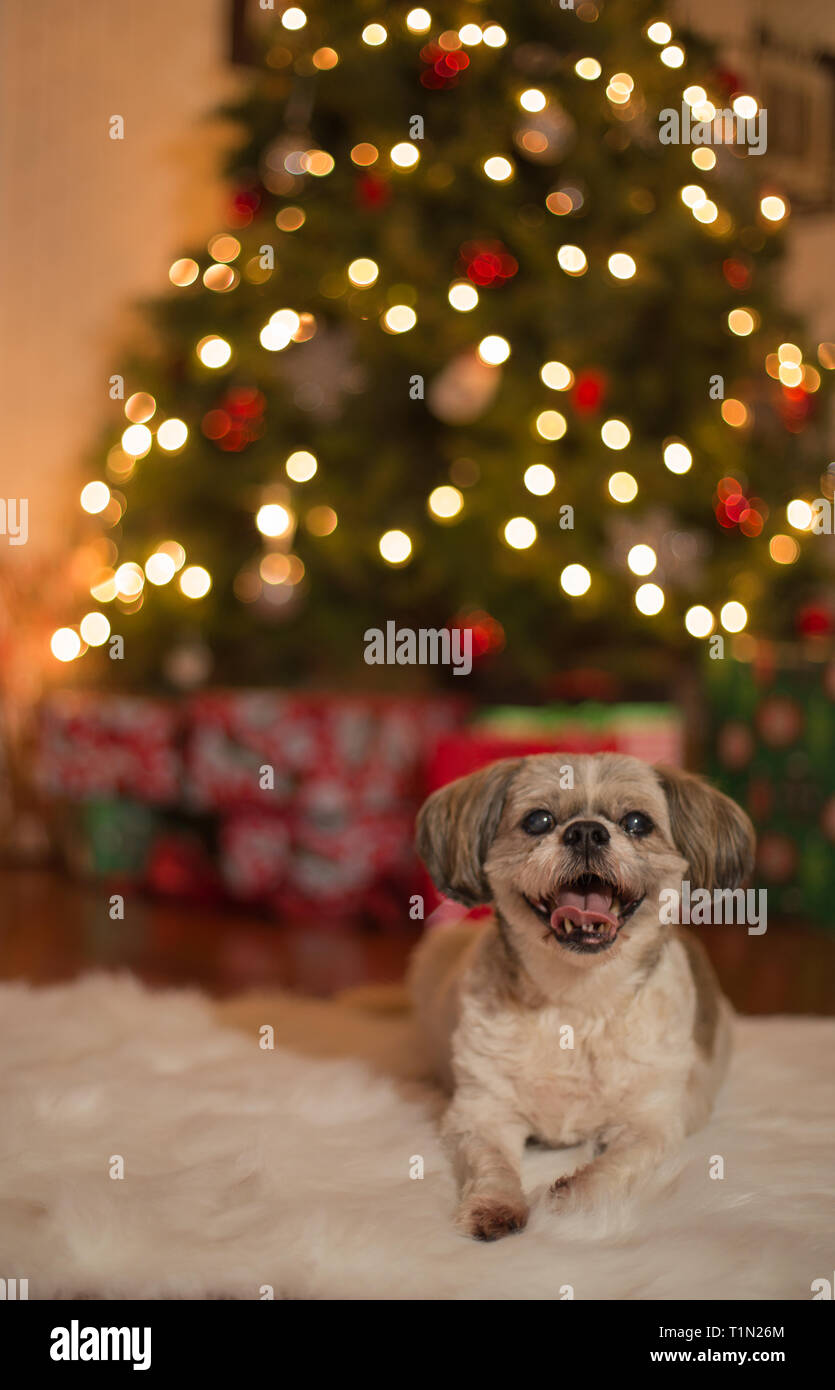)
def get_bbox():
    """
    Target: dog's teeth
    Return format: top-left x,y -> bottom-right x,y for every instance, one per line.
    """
611,897 -> 621,912
563,919 -> 574,934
